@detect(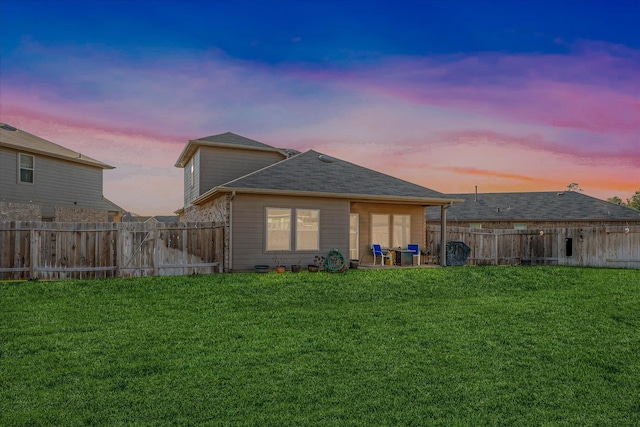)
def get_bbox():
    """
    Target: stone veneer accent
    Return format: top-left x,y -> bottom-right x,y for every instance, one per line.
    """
54,206 -> 109,222
0,202 -> 42,221
180,196 -> 229,223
